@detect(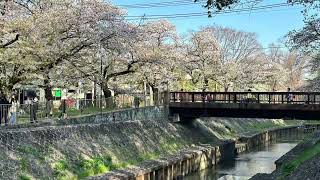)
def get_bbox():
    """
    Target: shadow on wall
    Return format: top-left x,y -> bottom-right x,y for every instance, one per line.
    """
0,119 -> 221,179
